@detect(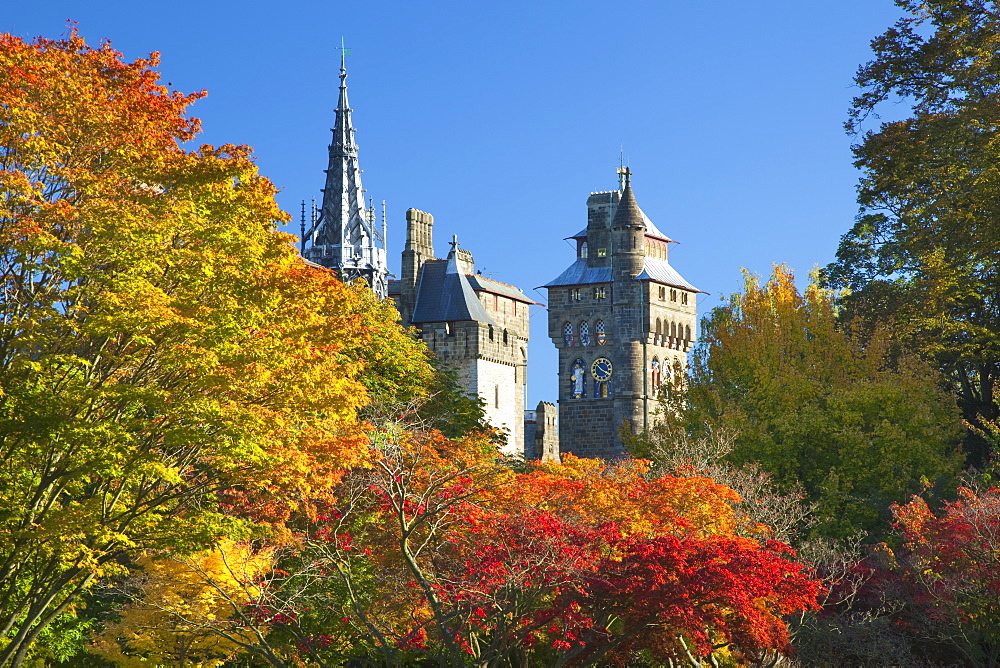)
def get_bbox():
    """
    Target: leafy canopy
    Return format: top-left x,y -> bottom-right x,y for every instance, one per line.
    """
0,29 -> 432,663
828,0 -> 1000,468
642,266 -> 963,537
